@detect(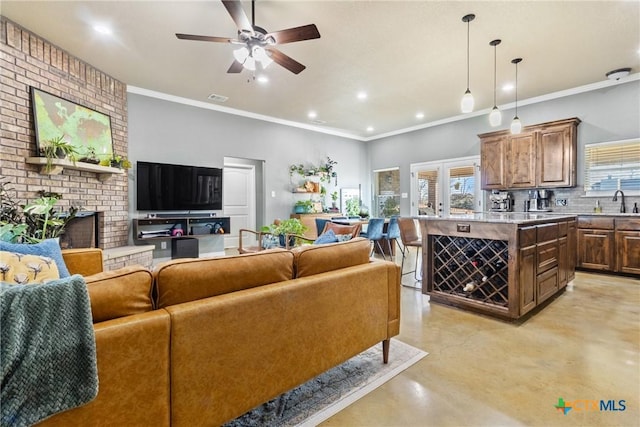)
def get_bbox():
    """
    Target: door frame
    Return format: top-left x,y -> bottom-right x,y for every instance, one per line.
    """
410,155 -> 482,216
